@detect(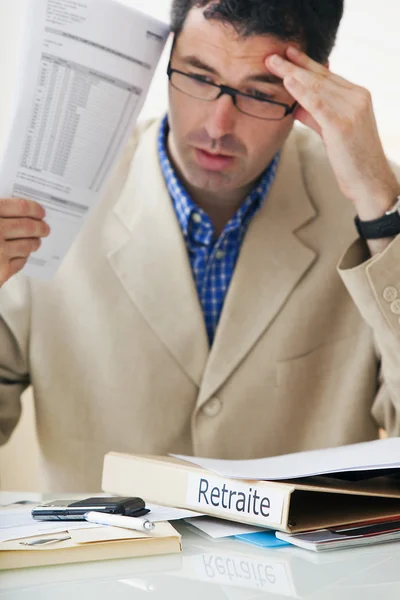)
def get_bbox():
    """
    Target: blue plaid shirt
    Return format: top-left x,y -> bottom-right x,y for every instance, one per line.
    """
158,116 -> 280,345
